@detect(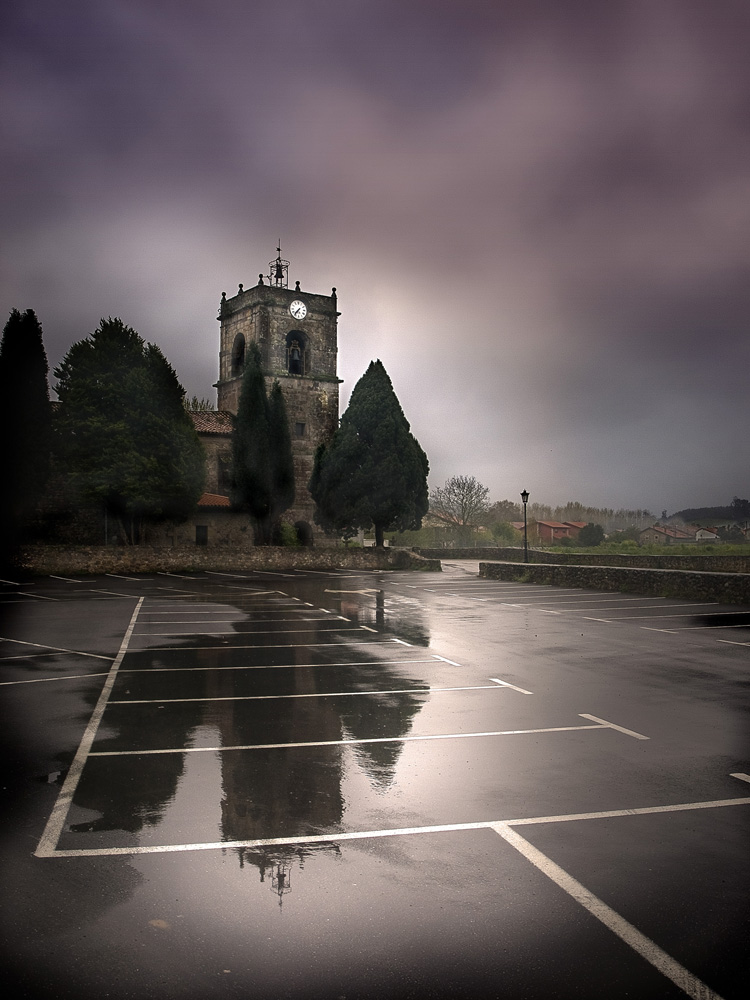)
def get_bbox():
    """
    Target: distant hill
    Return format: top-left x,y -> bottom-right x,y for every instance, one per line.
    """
671,506 -> 733,522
